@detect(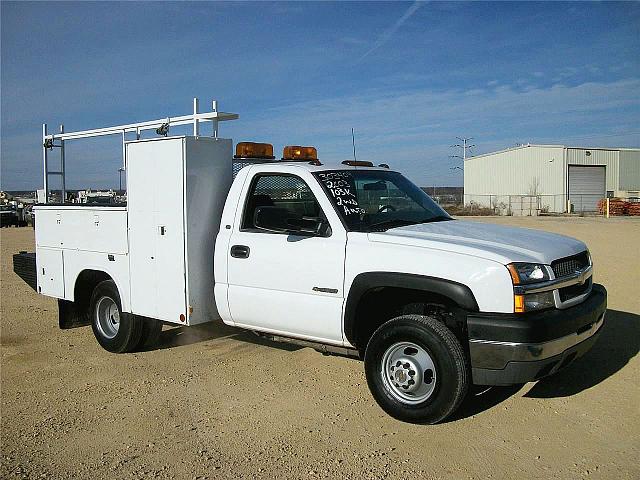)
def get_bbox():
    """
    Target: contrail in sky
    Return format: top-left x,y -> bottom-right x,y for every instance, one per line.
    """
359,1 -> 425,61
